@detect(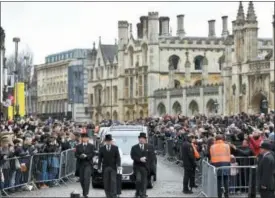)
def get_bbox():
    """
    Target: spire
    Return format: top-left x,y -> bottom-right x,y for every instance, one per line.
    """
129,23 -> 132,35
93,42 -> 95,49
236,1 -> 245,22
184,51 -> 190,67
99,36 -> 101,45
203,51 -> 208,65
246,1 -> 257,22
